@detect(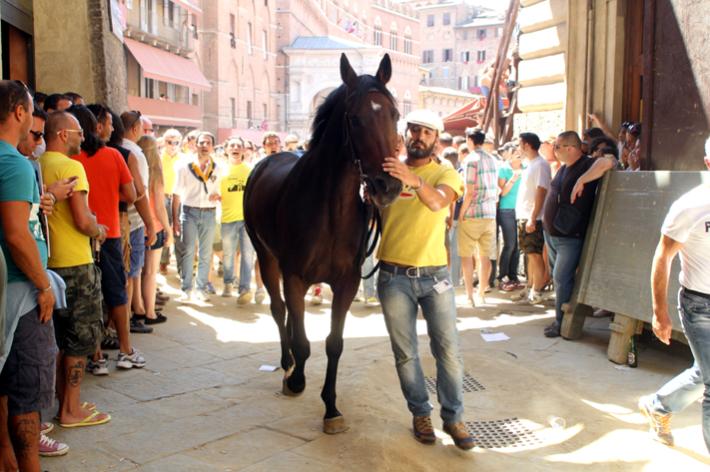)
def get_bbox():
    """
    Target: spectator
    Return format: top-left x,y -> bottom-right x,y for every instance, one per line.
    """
377,109 -> 473,450
262,131 -> 281,156
141,115 -> 155,137
63,92 -> 84,106
541,131 -> 616,337
458,127 -> 499,306
159,128 -> 185,275
589,136 -> 618,159
514,132 -> 552,305
69,106 -> 145,369
172,132 -> 221,302
40,111 -> 111,427
43,93 -> 72,113
638,137 -> 710,450
626,123 -> 642,171
120,111 -> 157,334
497,143 -> 524,291
283,134 -> 299,152
182,129 -> 199,156
0,80 -> 56,471
137,135 -> 171,324
219,137 -> 255,303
